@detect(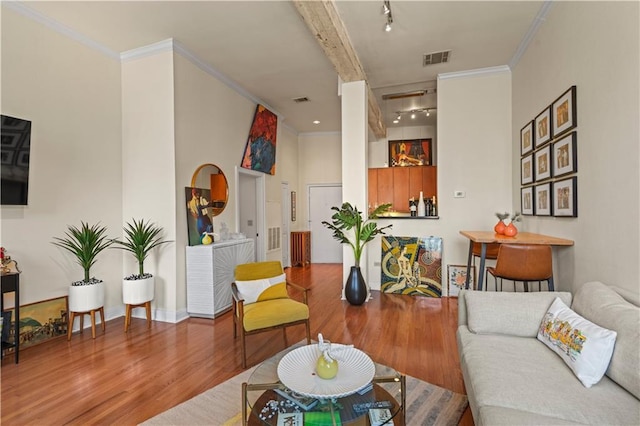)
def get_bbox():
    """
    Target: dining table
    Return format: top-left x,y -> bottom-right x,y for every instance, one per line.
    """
460,231 -> 574,291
